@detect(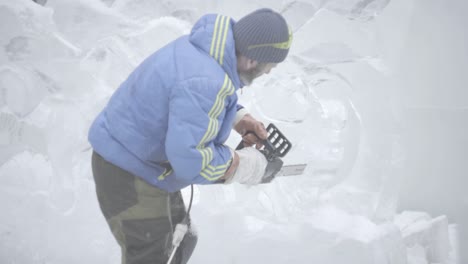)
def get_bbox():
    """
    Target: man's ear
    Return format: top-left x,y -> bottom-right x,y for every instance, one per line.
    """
245,58 -> 258,70
237,55 -> 258,71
